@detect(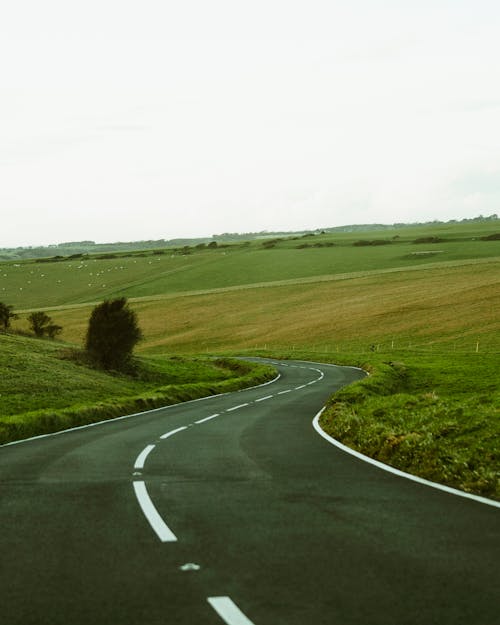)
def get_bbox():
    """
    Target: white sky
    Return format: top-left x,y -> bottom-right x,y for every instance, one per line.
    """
1,0 -> 499,247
